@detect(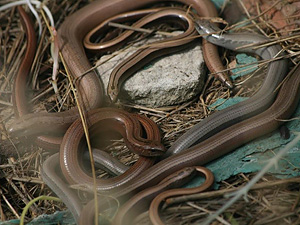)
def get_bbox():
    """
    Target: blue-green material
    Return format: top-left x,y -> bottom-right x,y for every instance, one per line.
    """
187,97 -> 300,189
211,0 -> 225,9
231,54 -> 258,80
5,0 -> 296,223
0,211 -> 76,225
